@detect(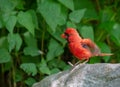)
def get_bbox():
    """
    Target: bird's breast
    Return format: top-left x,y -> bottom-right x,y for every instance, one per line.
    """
68,42 -> 92,60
